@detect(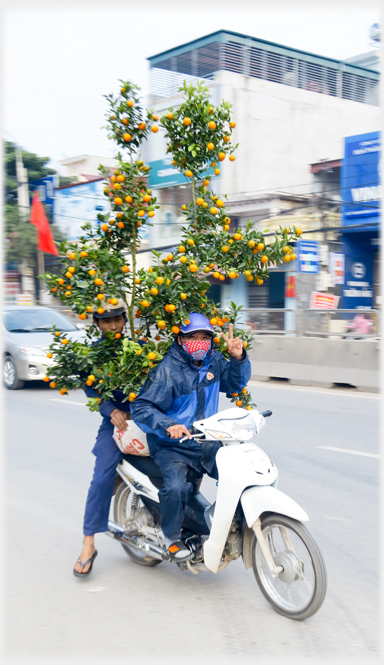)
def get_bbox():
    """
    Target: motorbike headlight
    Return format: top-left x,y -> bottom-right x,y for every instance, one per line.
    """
18,346 -> 47,357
